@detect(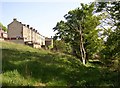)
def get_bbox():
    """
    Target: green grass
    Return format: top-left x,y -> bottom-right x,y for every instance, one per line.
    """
0,41 -> 119,87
